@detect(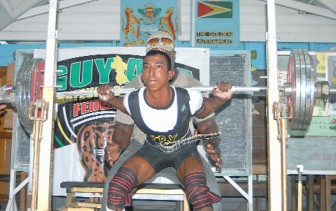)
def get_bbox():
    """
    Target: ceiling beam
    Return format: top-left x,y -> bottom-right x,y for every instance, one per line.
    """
0,0 -> 44,30
18,0 -> 98,20
260,0 -> 336,20
316,0 -> 336,14
1,0 -> 43,17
